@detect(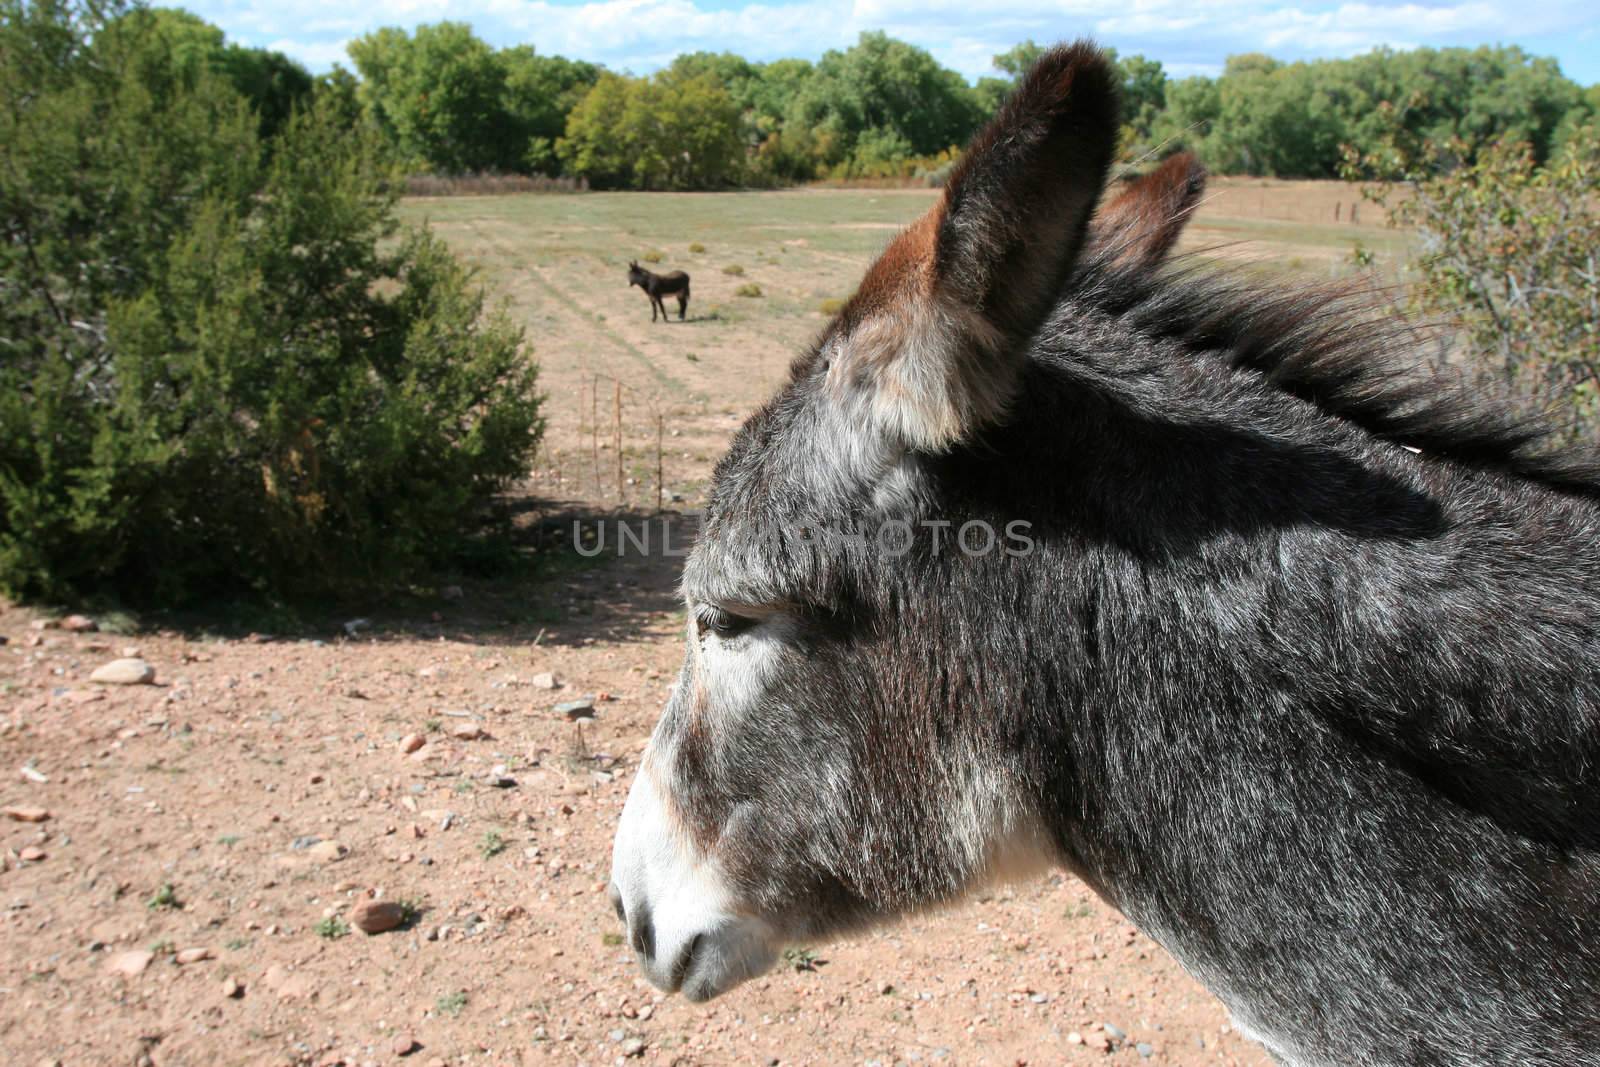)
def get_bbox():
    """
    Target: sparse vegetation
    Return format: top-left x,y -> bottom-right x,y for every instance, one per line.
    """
436,990 -> 469,1017
480,830 -> 507,859
688,242 -> 706,253
782,946 -> 821,972
641,249 -> 664,263
819,297 -> 846,315
146,884 -> 179,911
736,283 -> 764,298
314,916 -> 351,940
722,264 -> 745,275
